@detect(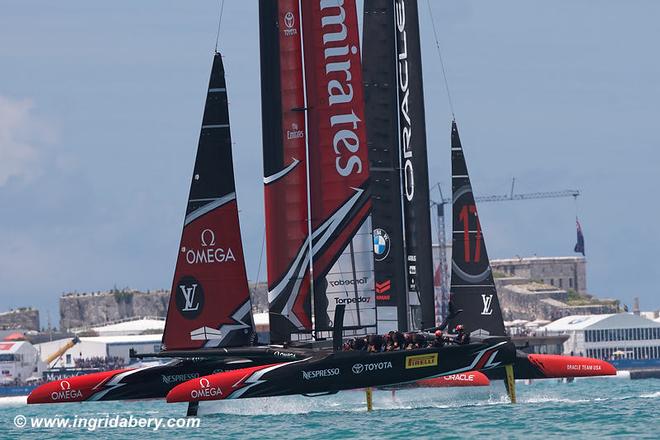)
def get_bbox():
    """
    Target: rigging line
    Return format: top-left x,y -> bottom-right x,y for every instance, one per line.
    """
255,224 -> 267,285
426,0 -> 456,120
214,0 -> 226,53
